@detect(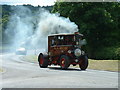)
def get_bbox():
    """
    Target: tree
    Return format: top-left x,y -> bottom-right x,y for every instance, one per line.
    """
52,2 -> 120,59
